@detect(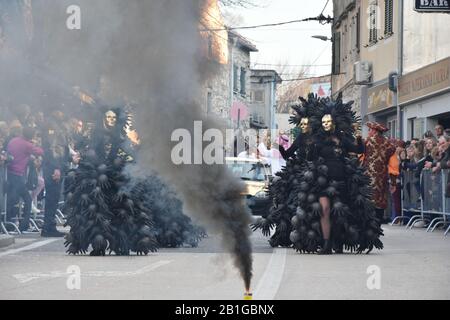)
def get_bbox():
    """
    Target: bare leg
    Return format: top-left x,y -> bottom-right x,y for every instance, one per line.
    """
318,196 -> 332,254
319,197 -> 331,240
